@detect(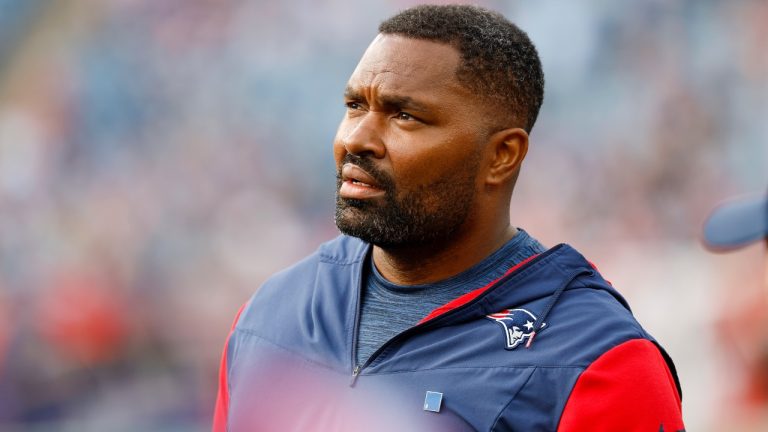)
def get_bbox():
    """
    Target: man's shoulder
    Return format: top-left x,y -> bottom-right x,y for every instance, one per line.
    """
554,286 -> 646,340
315,234 -> 369,265
262,235 -> 368,283
497,243 -> 650,356
537,245 -> 658,364
237,235 -> 367,323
